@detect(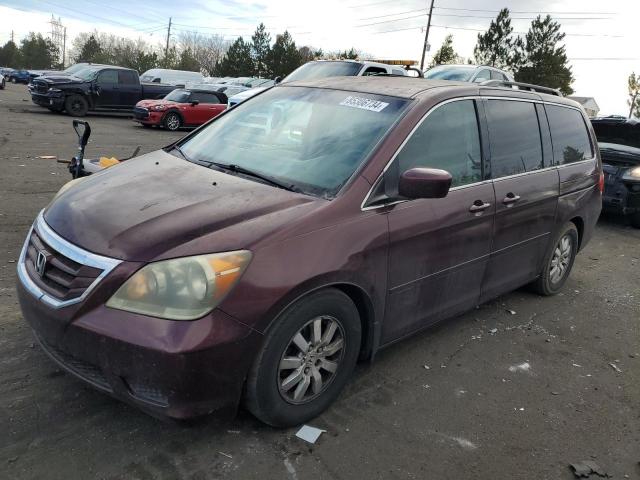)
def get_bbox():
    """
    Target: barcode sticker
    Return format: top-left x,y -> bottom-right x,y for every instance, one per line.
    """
339,96 -> 389,112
